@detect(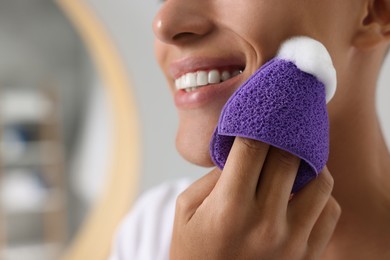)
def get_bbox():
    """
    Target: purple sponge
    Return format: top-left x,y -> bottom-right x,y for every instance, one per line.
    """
210,37 -> 337,193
